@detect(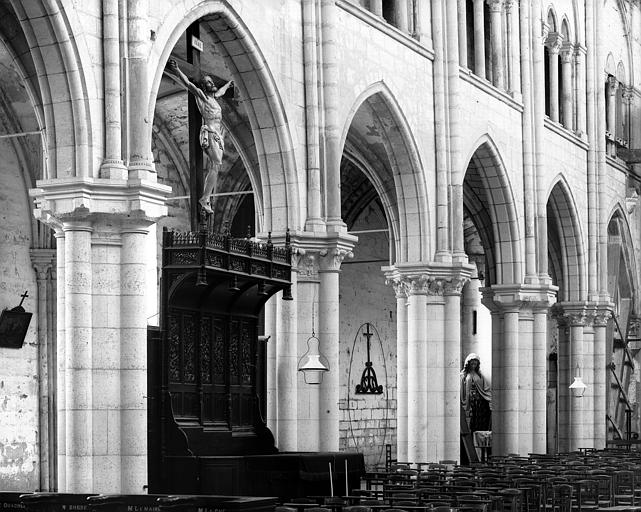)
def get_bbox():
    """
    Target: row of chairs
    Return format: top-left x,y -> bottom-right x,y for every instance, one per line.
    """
280,449 -> 641,512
